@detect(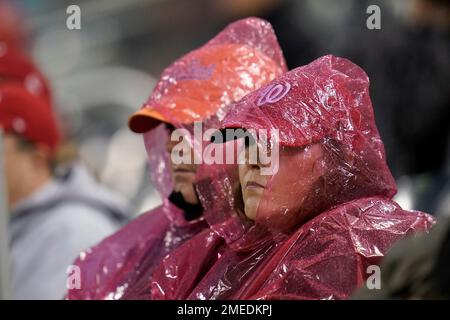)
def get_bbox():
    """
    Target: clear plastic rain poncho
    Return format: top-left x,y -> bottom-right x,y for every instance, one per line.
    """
147,55 -> 435,300
67,17 -> 287,300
